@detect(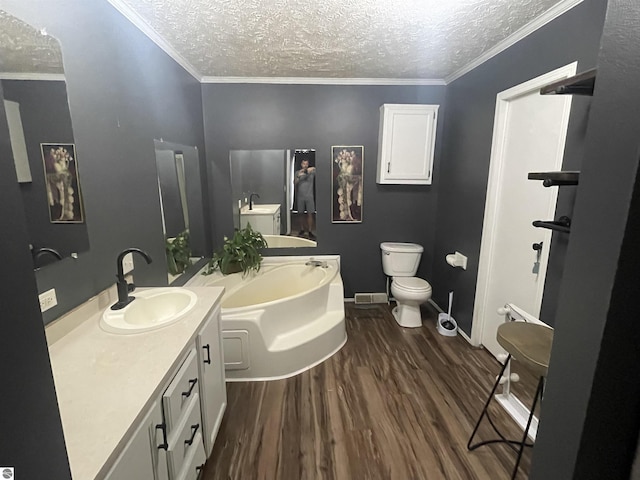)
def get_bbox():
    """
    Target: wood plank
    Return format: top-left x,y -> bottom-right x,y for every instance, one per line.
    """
201,303 -> 538,479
